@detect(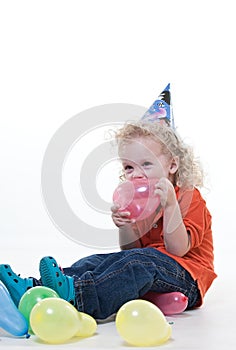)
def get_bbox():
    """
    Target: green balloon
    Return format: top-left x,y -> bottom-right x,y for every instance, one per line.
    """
18,286 -> 59,334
